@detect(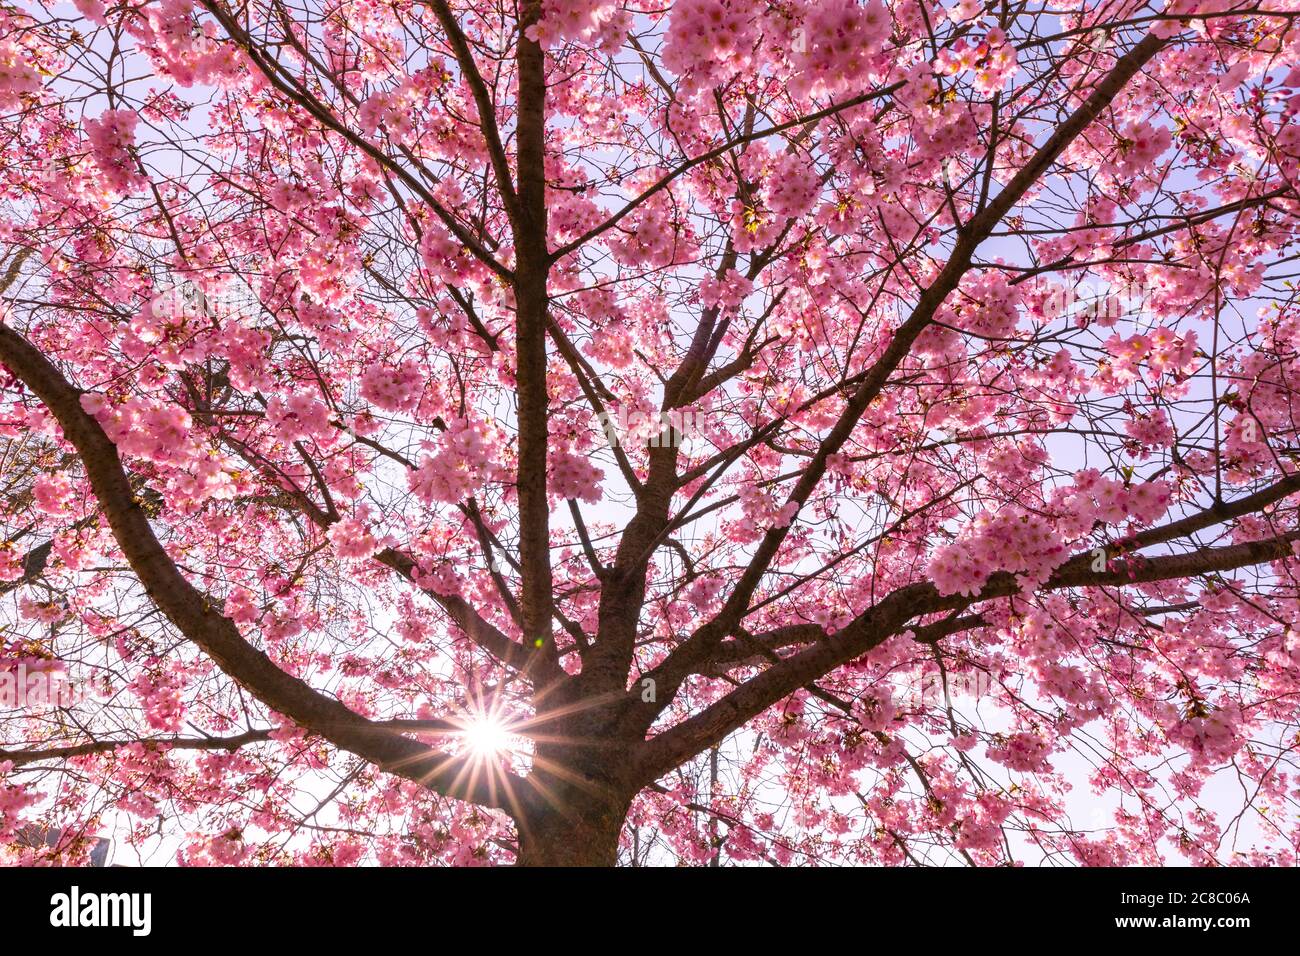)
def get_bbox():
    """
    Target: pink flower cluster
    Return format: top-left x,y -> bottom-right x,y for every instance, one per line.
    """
550,449 -> 603,503
1124,409 -> 1176,455
407,417 -> 499,505
130,667 -> 186,731
0,38 -> 42,113
360,359 -> 424,413
988,731 -> 1052,772
934,30 -> 1018,95
116,790 -> 159,818
72,0 -> 108,24
928,508 -> 1068,598
952,272 -> 1022,338
732,482 -> 799,543
127,0 -> 245,89
0,546 -> 24,583
527,0 -> 630,52
686,574 -> 724,611
32,472 -> 75,516
1110,121 -> 1173,179
0,774 -> 36,842
1012,606 -> 1109,719
358,81 -> 425,144
81,393 -> 195,465
761,151 -> 823,220
1096,327 -> 1198,391
954,792 -> 1015,852
790,0 -> 890,98
662,0 -> 760,94
699,269 -> 753,312
609,193 -> 694,268
327,513 -> 380,562
1168,703 -> 1246,766
83,109 -> 147,194
265,390 -> 335,445
1050,470 -> 1172,538
852,686 -> 896,732
418,222 -> 478,286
